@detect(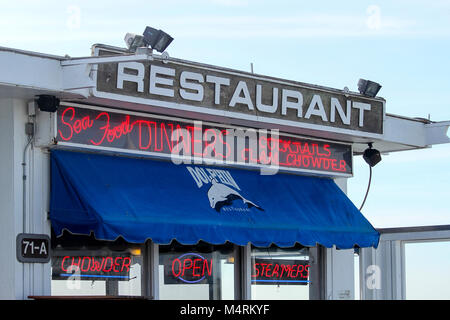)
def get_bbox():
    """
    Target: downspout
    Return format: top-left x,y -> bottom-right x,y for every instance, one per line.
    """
22,117 -> 35,233
21,107 -> 35,300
